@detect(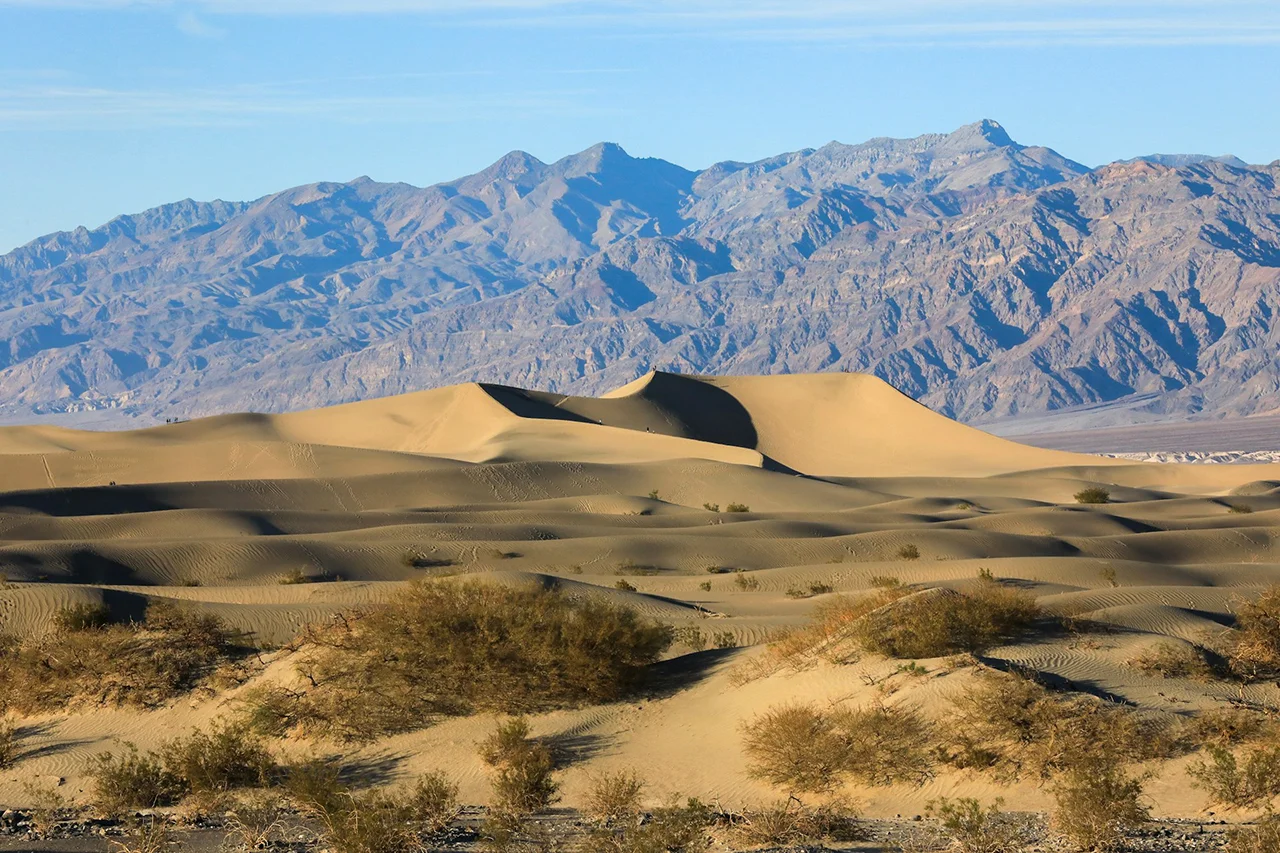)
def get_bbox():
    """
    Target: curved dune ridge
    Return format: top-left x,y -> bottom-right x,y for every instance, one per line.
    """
2,371 -> 1280,820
